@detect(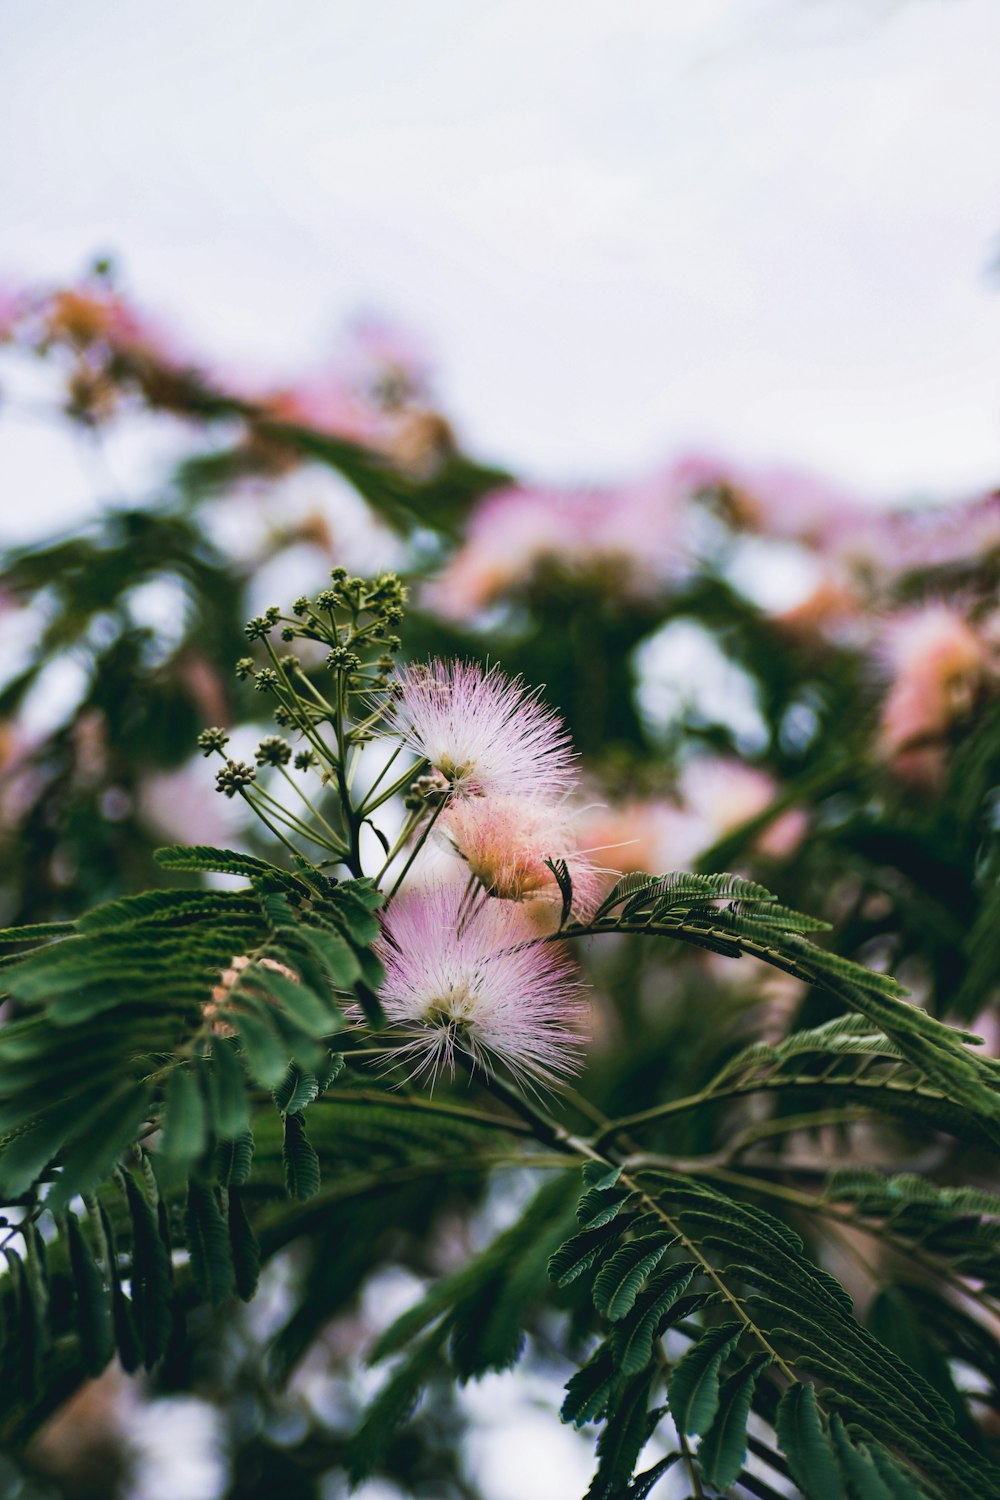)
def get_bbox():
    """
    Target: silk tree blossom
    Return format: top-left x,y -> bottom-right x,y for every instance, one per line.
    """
388,658 -> 577,801
440,794 -> 601,915
876,604 -> 997,784
376,886 -> 587,1088
579,759 -> 807,882
685,454 -> 871,550
423,468 -> 690,619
